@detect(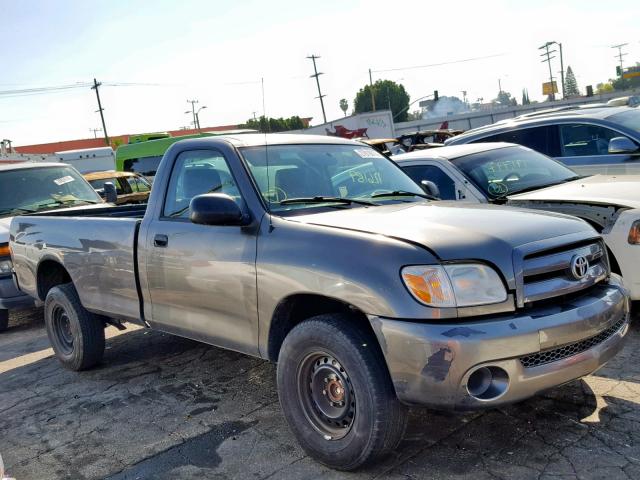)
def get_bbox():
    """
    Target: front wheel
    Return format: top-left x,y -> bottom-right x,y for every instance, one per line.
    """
44,283 -> 105,371
0,309 -> 8,332
276,314 -> 408,471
